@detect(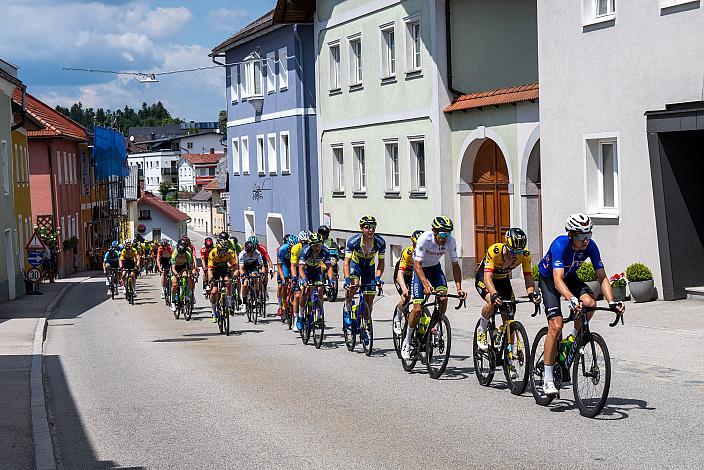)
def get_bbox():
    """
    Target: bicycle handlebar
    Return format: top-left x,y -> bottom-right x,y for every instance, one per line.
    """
566,305 -> 624,327
421,291 -> 466,310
